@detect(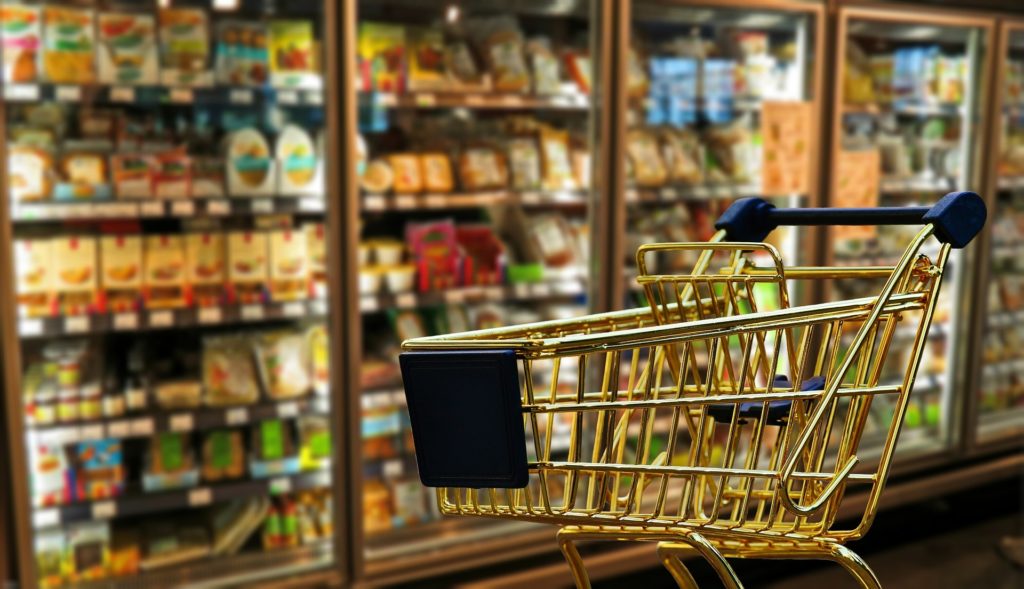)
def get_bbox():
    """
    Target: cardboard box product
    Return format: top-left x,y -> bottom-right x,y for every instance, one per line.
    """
143,234 -> 186,309
42,6 -> 95,84
304,223 -> 326,294
15,238 -> 52,316
100,234 -> 142,313
158,8 -> 211,86
228,231 -> 269,304
53,236 -> 98,315
111,154 -> 156,199
186,232 -> 226,306
215,20 -> 268,86
98,12 -> 158,85
1,4 -> 42,84
269,229 -> 309,302
268,19 -> 319,89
